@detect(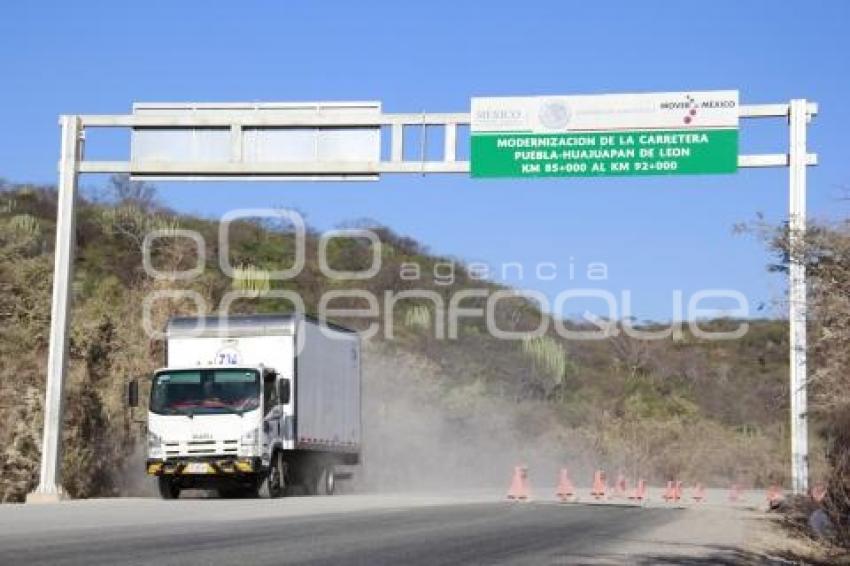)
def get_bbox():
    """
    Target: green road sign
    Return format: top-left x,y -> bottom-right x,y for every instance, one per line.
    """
471,91 -> 739,178
471,128 -> 738,177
